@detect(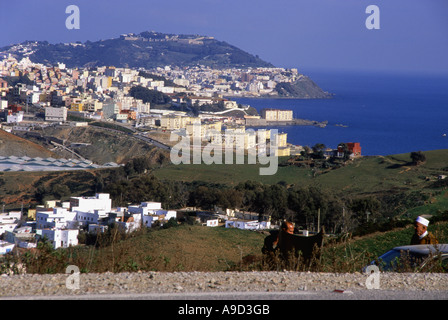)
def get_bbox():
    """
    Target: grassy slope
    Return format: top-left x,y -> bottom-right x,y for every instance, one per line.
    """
53,221 -> 447,274
46,225 -> 267,273
153,149 -> 448,194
